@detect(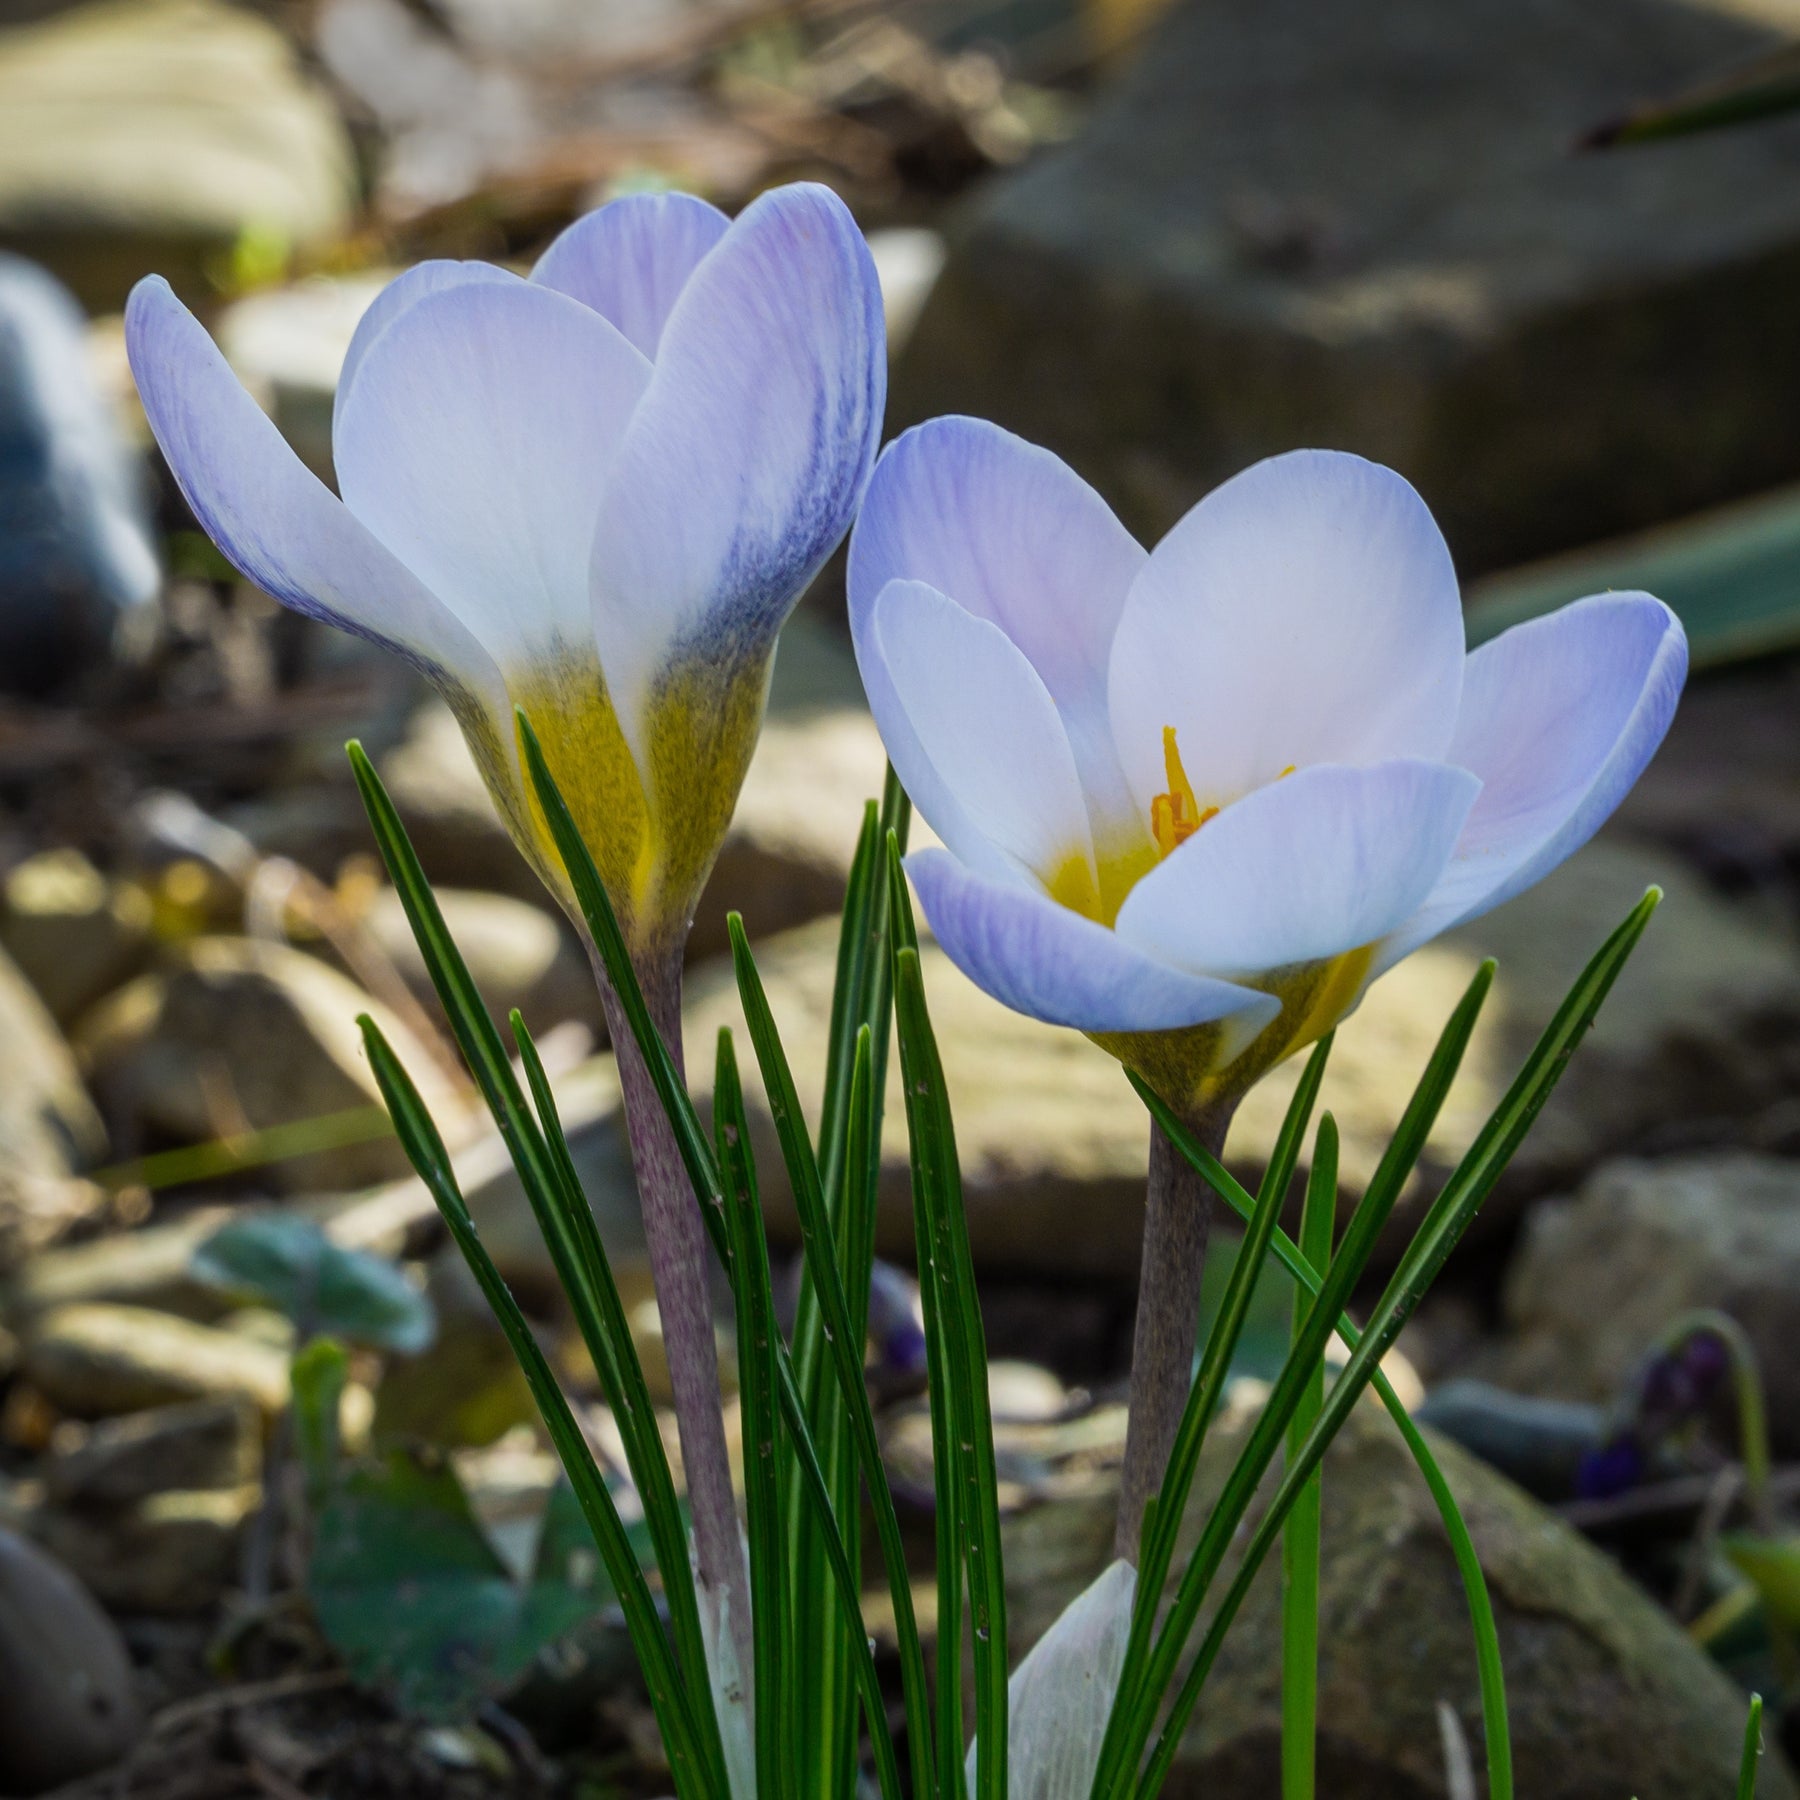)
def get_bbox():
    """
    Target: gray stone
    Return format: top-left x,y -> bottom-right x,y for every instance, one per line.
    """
1493,1153 -> 1800,1454
1,847 -> 151,1024
0,937 -> 104,1178
0,255 -> 159,695
0,1526 -> 143,1791
77,937 -> 466,1189
0,1171 -> 111,1279
21,1302 -> 290,1417
3,1206 -> 233,1322
1004,1403 -> 1796,1800
360,884 -> 597,1034
45,1398 -> 259,1505
896,0 -> 1800,573
0,0 -> 357,311
28,1484 -> 258,1614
